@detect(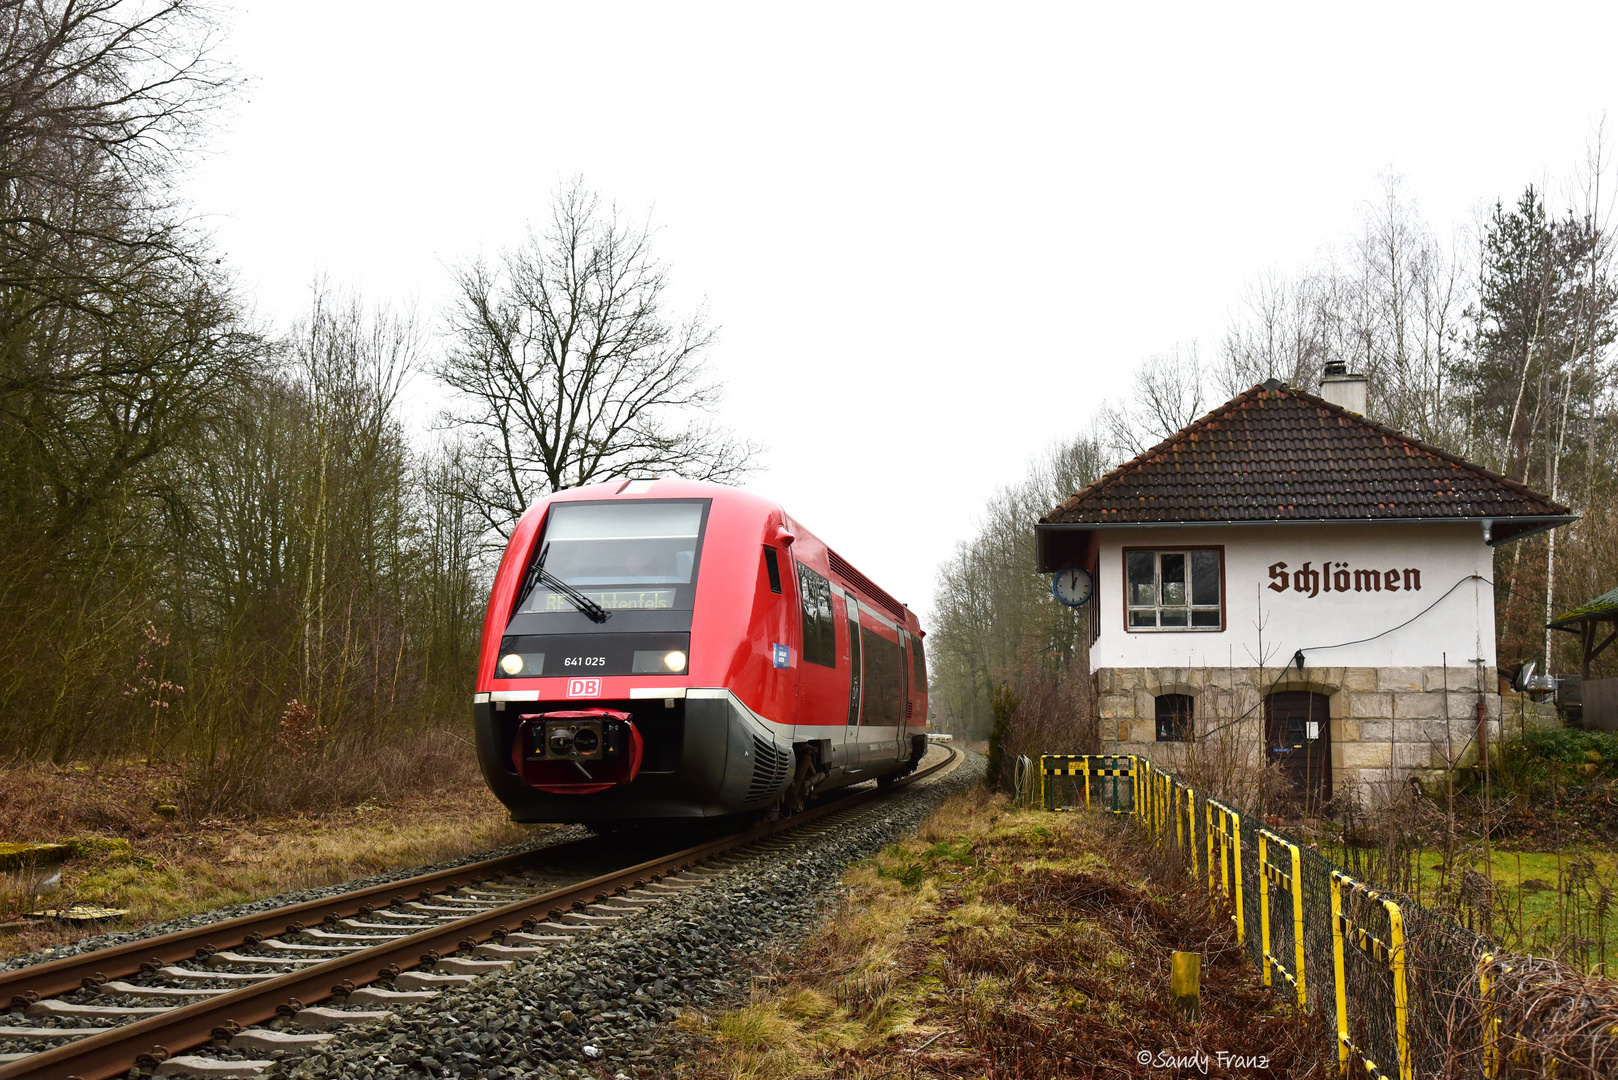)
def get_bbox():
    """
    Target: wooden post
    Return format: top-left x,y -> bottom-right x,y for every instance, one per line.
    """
1171,950 -> 1201,1020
